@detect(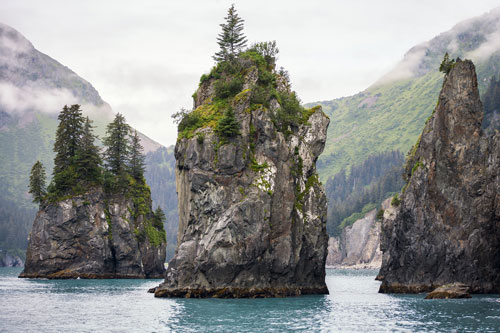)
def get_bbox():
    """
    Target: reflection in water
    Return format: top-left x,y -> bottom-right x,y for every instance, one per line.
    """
1,267 -> 499,332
